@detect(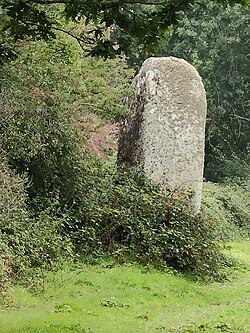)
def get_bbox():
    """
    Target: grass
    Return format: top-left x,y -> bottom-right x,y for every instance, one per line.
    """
1,241 -> 250,333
